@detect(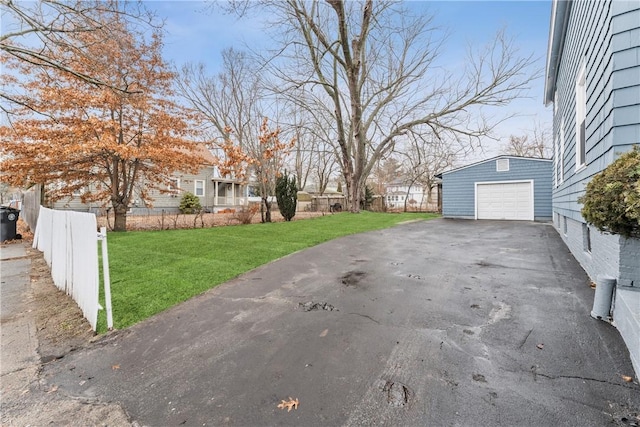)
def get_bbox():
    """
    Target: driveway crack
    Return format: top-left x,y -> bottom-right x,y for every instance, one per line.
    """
534,371 -> 638,390
347,313 -> 380,324
518,329 -> 533,349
